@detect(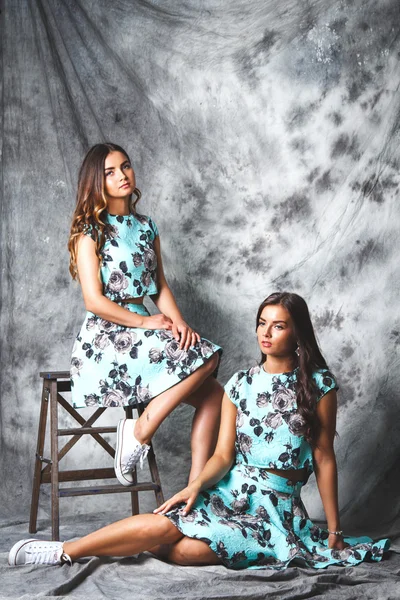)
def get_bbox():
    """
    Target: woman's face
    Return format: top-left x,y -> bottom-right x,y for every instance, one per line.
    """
257,304 -> 297,359
103,151 -> 136,201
